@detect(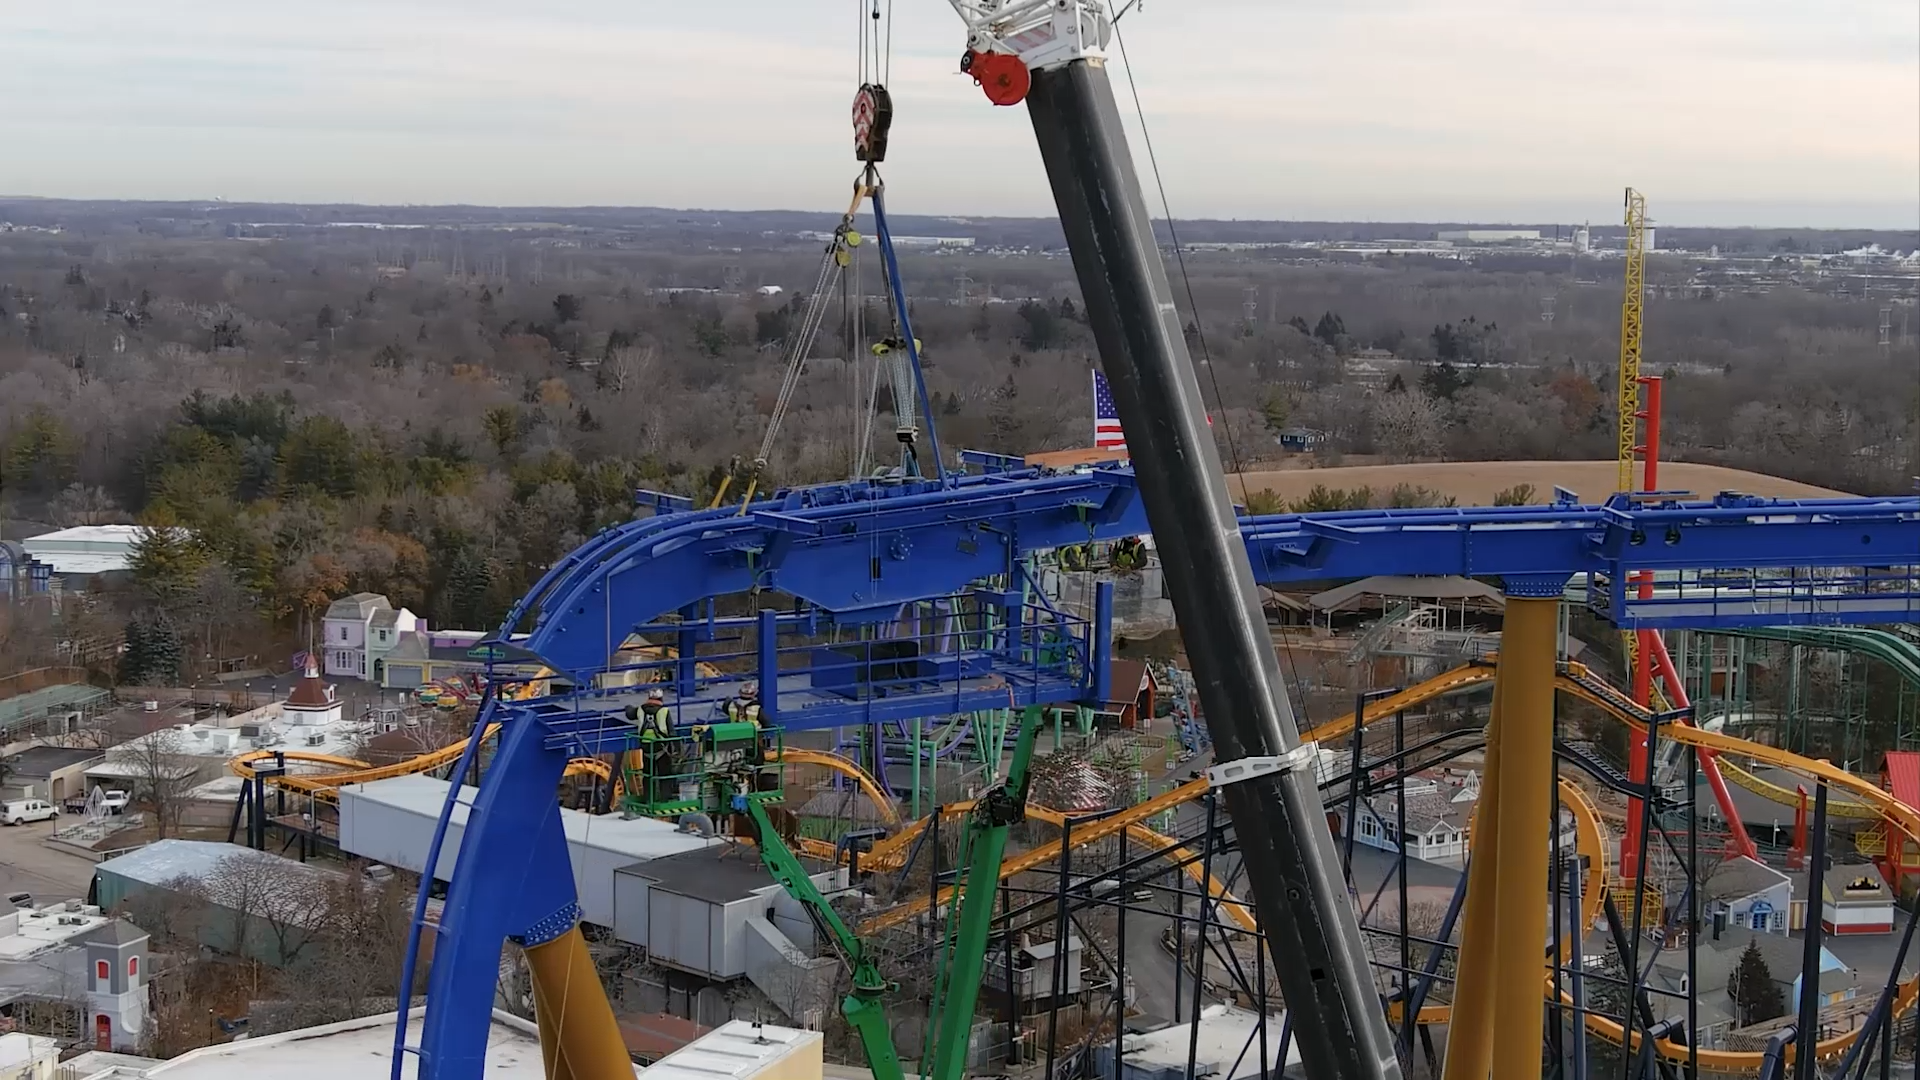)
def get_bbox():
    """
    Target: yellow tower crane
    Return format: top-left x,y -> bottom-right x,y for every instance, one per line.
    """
1616,186 -> 1649,492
